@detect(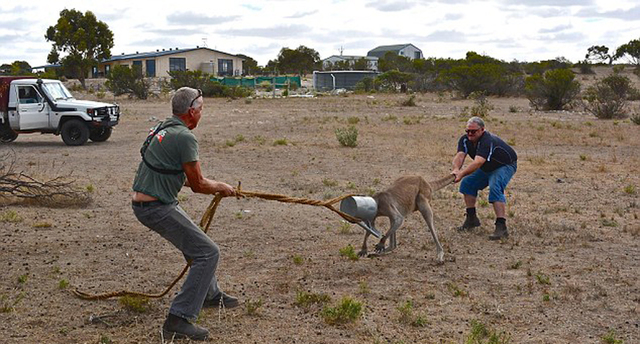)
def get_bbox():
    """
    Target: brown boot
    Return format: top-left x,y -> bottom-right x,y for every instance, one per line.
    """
489,220 -> 509,240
